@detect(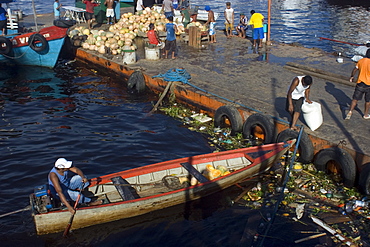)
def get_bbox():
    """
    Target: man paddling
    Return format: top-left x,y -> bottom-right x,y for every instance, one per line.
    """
48,158 -> 102,215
